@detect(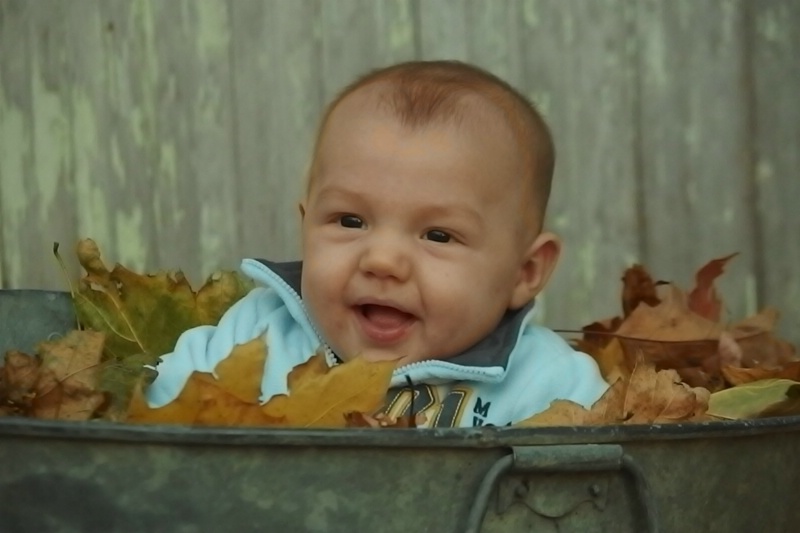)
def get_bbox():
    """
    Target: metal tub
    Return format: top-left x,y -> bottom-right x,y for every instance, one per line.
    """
1,290 -> 798,533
